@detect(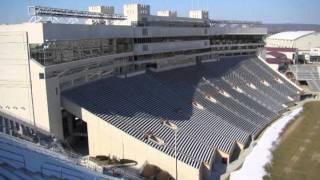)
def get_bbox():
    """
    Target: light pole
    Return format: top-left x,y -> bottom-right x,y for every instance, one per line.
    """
174,128 -> 179,180
161,119 -> 179,180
